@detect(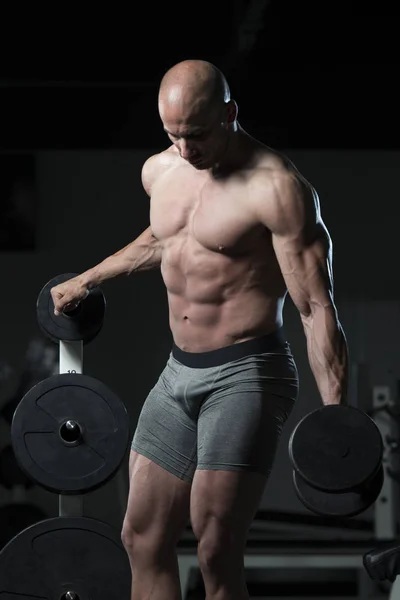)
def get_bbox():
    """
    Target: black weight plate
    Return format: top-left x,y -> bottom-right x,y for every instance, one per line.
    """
36,272 -> 106,344
0,516 -> 131,599
0,503 -> 48,550
288,405 -> 383,492
293,463 -> 384,518
11,373 -> 130,494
